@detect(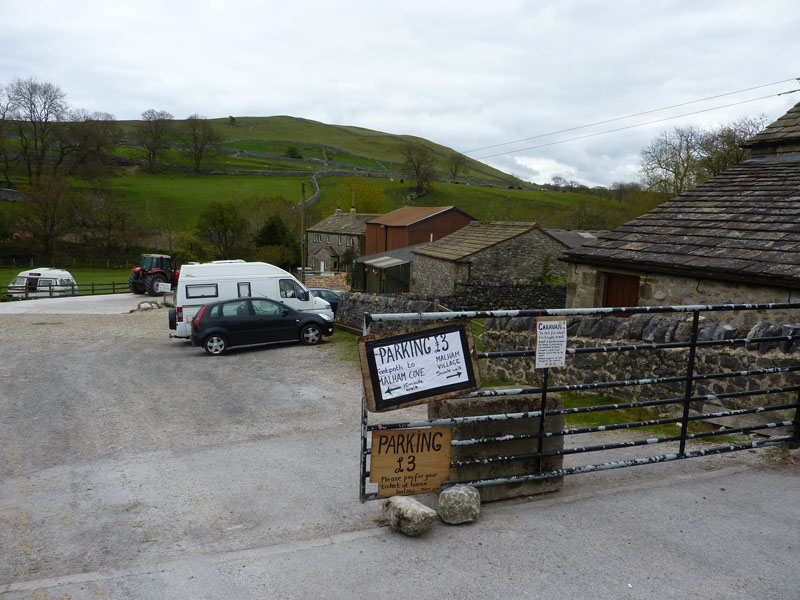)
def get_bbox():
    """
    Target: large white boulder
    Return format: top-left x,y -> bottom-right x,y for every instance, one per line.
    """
383,496 -> 437,536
